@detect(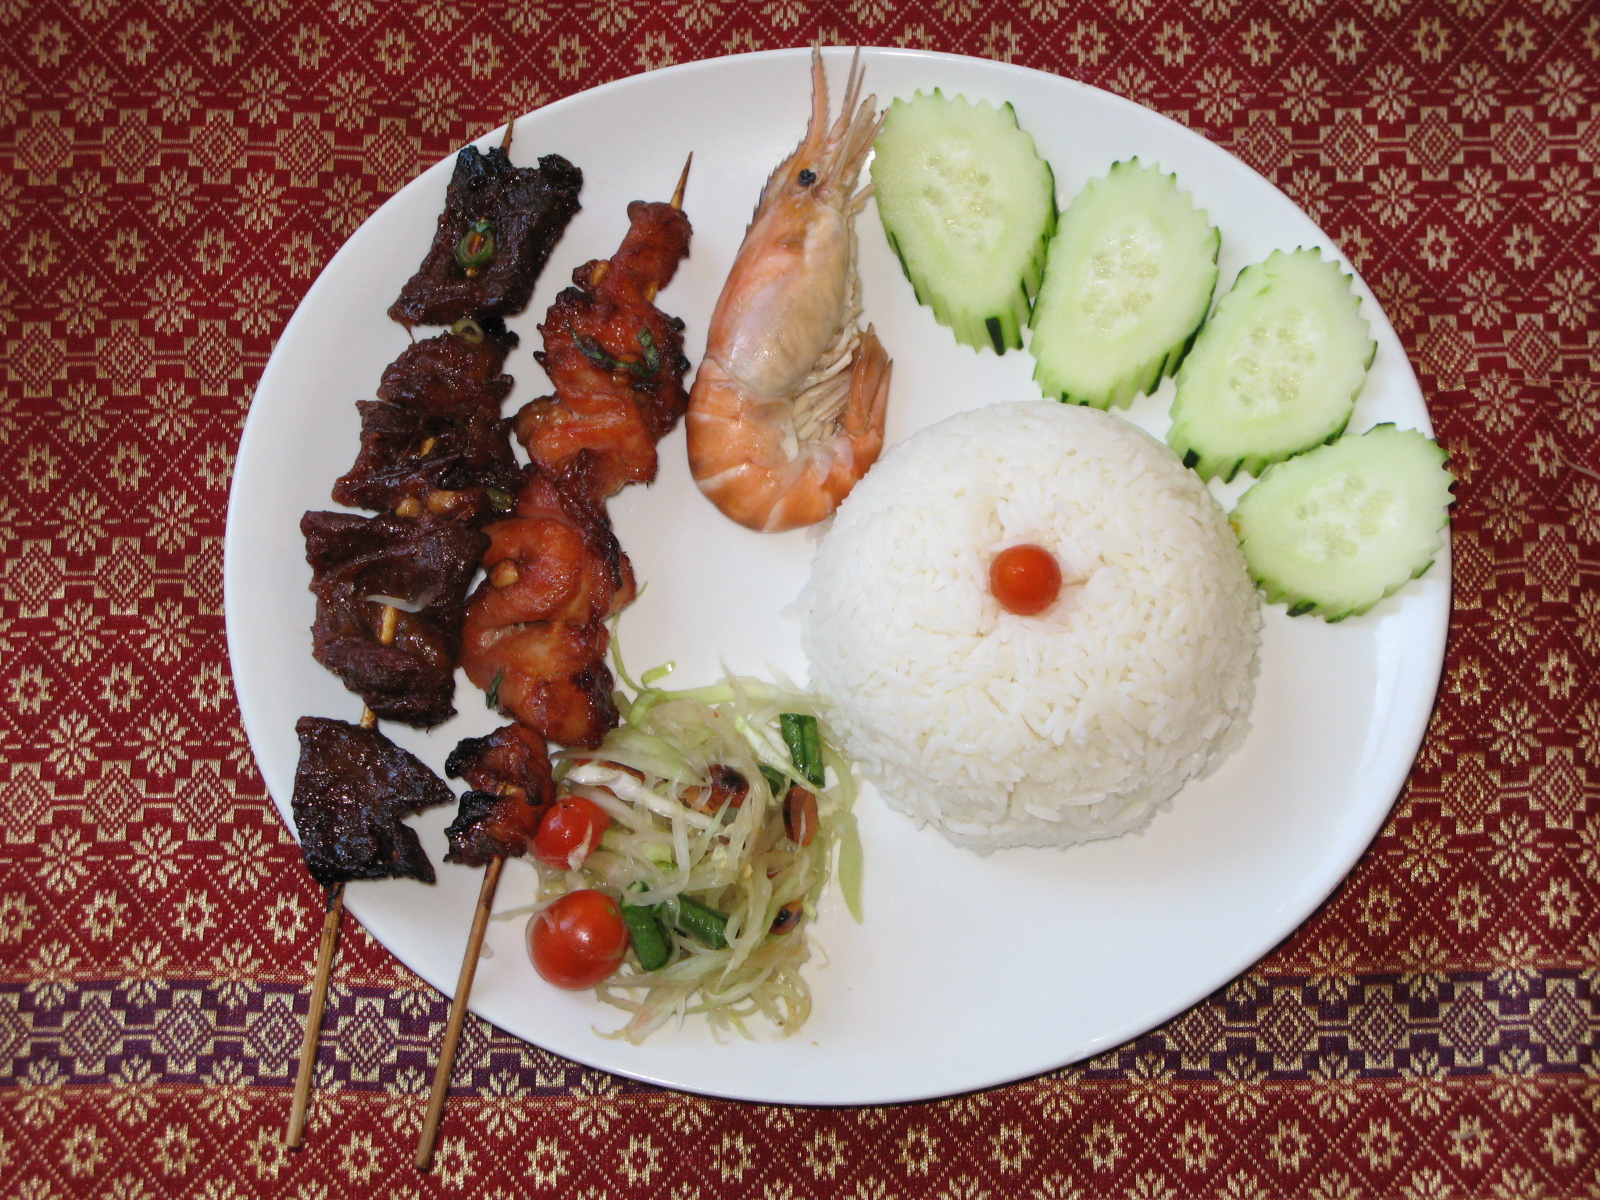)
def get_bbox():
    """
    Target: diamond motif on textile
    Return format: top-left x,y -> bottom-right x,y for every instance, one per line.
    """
1507,316 -> 1557,378
1166,1002 -> 1226,1056
1529,981 -> 1586,1063
1578,112 -> 1600,164
1490,109 -> 1547,181
184,540 -> 225,615
1323,110 -> 1376,181
362,118 -> 421,195
1420,316 -> 1474,384
0,992 -> 28,1068
172,760 -> 231,841
277,113 -> 334,189
18,111 -> 72,184
6,322 -> 68,398
1350,987 -> 1406,1058
1531,528 -> 1576,605
97,320 -> 157,395
1441,986 -> 1497,1062
1529,749 -> 1583,831
107,108 -> 160,184
96,538 -> 154,616
155,991 -> 212,1073
334,997 -> 397,1082
192,110 -> 247,184
63,994 -> 121,1075
6,541 -> 62,618
1407,109 -> 1462,180
1234,110 -> 1291,175
85,762 -> 143,842
1,763 -> 49,843
1442,753 -> 1499,835
1259,994 -> 1317,1059
244,996 -> 299,1078
185,320 -> 243,396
